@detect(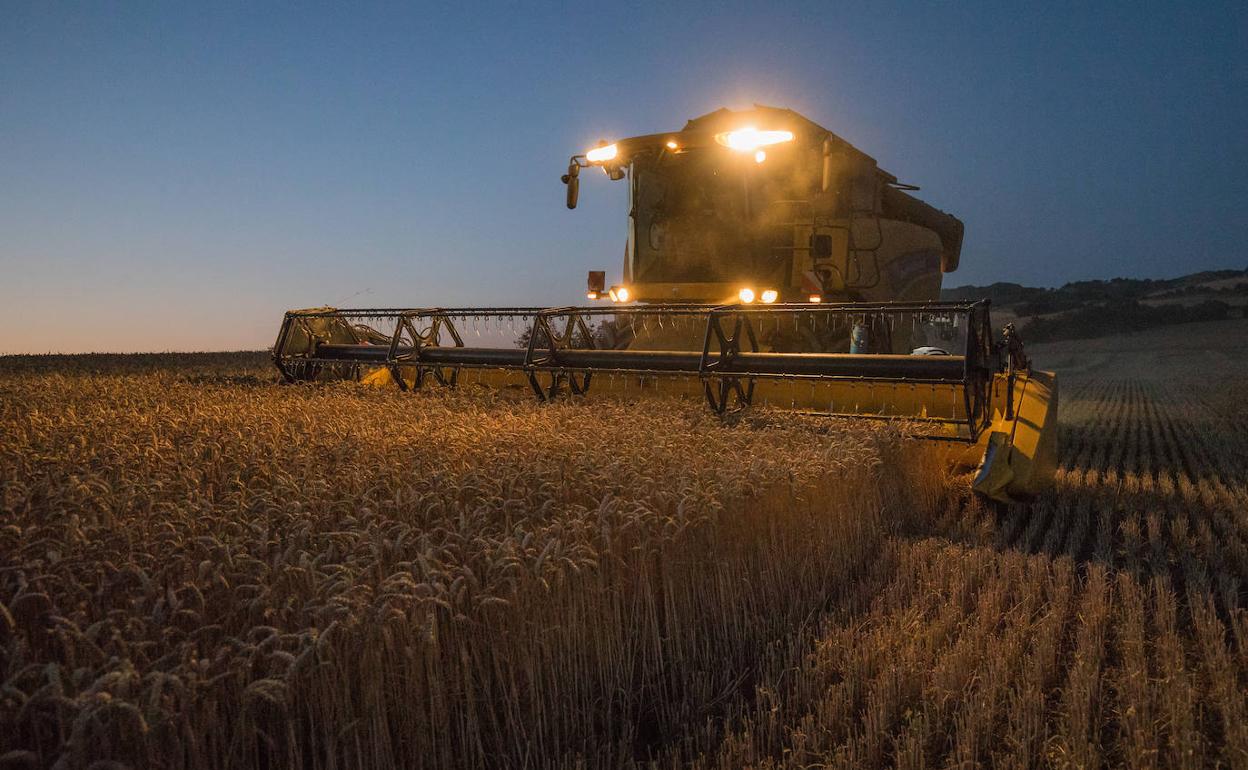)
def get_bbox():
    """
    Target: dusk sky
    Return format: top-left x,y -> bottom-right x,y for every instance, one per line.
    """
3,2 -> 1245,353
